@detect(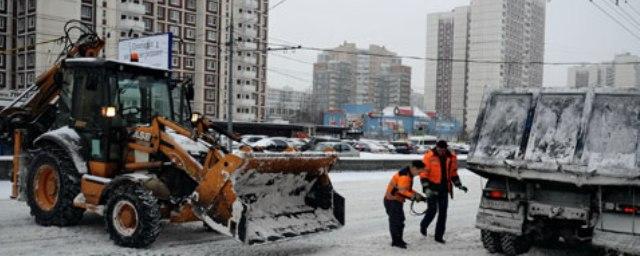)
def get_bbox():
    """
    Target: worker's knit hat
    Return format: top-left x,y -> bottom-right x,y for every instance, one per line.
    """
436,140 -> 448,149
